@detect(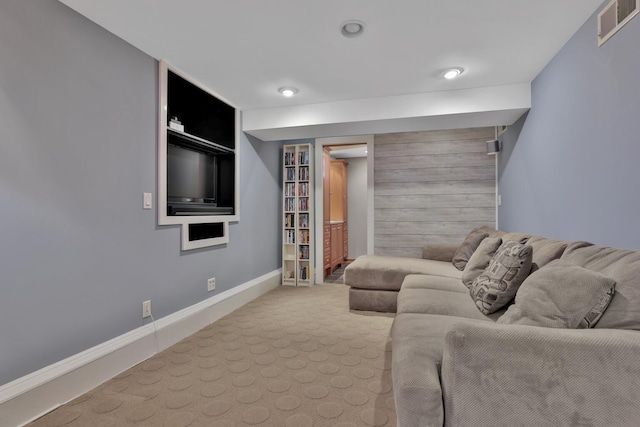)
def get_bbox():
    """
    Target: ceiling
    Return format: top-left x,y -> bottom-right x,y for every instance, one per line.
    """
330,145 -> 368,159
59,0 -> 603,113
